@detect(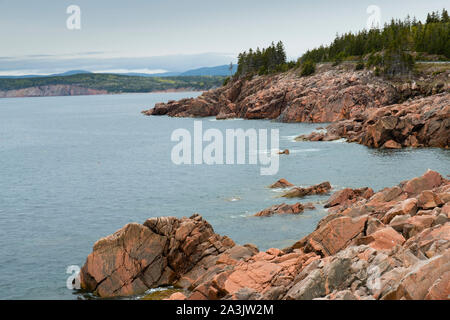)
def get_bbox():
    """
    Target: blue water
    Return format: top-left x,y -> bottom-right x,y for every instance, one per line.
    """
0,92 -> 449,299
